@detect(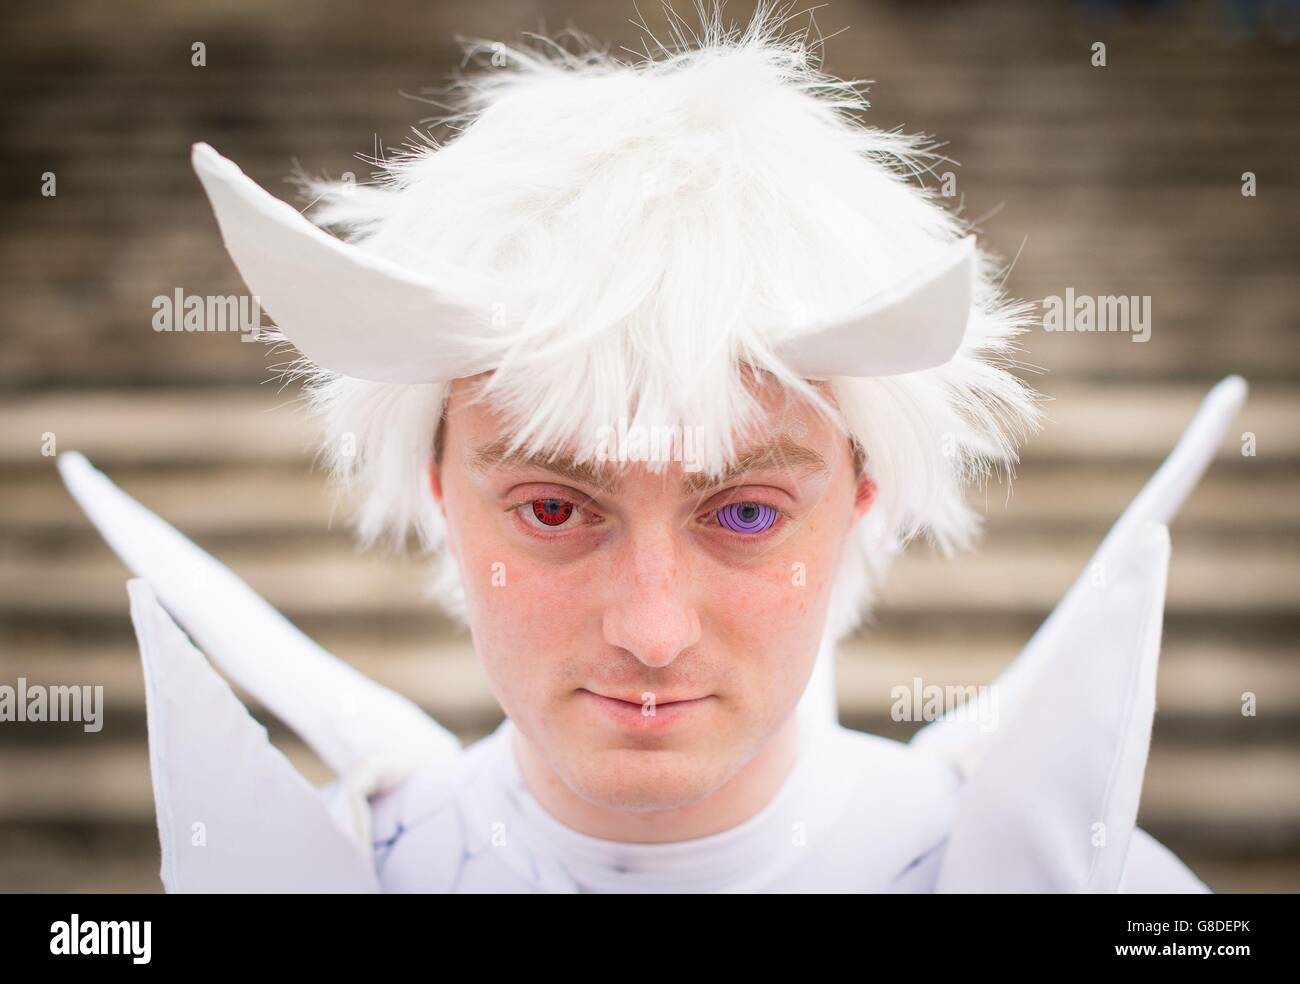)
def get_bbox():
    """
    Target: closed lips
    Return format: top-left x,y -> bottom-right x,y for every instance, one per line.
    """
587,690 -> 705,705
